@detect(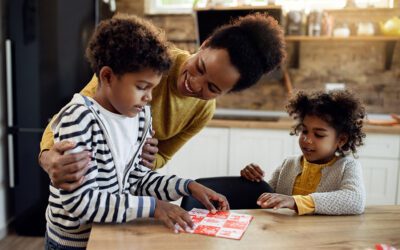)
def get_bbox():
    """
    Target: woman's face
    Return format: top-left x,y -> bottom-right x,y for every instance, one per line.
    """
177,48 -> 240,100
